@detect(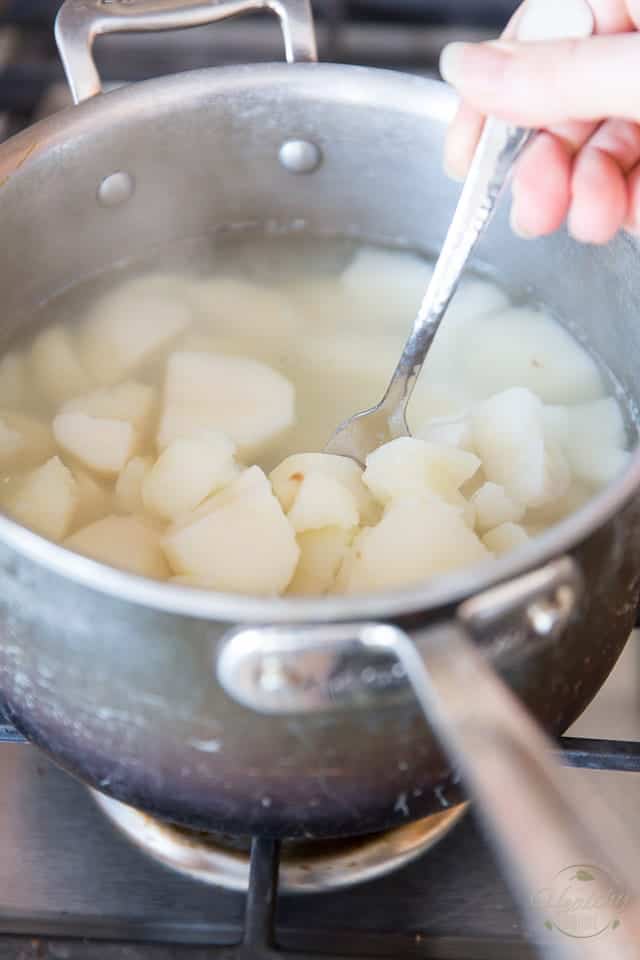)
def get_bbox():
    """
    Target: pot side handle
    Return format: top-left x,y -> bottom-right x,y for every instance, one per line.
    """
217,558 -> 640,957
55,0 -> 318,105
